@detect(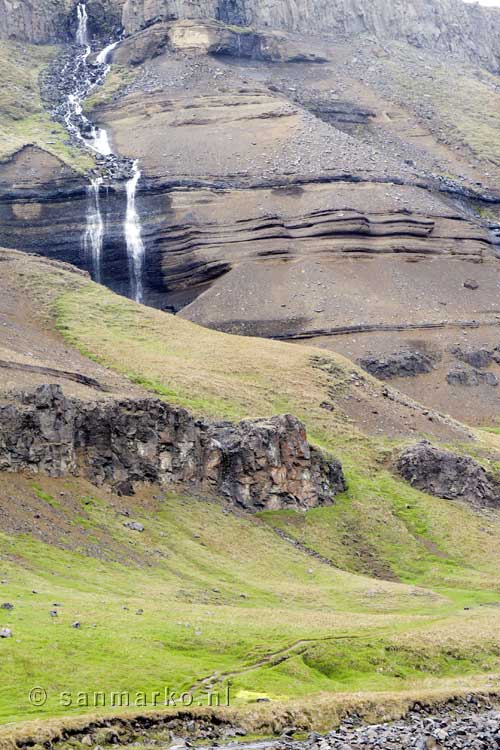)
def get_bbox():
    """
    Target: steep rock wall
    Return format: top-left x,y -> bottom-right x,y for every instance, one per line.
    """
121,0 -> 500,72
2,0 -> 500,72
0,0 -> 123,42
0,384 -> 346,509
0,0 -> 70,43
